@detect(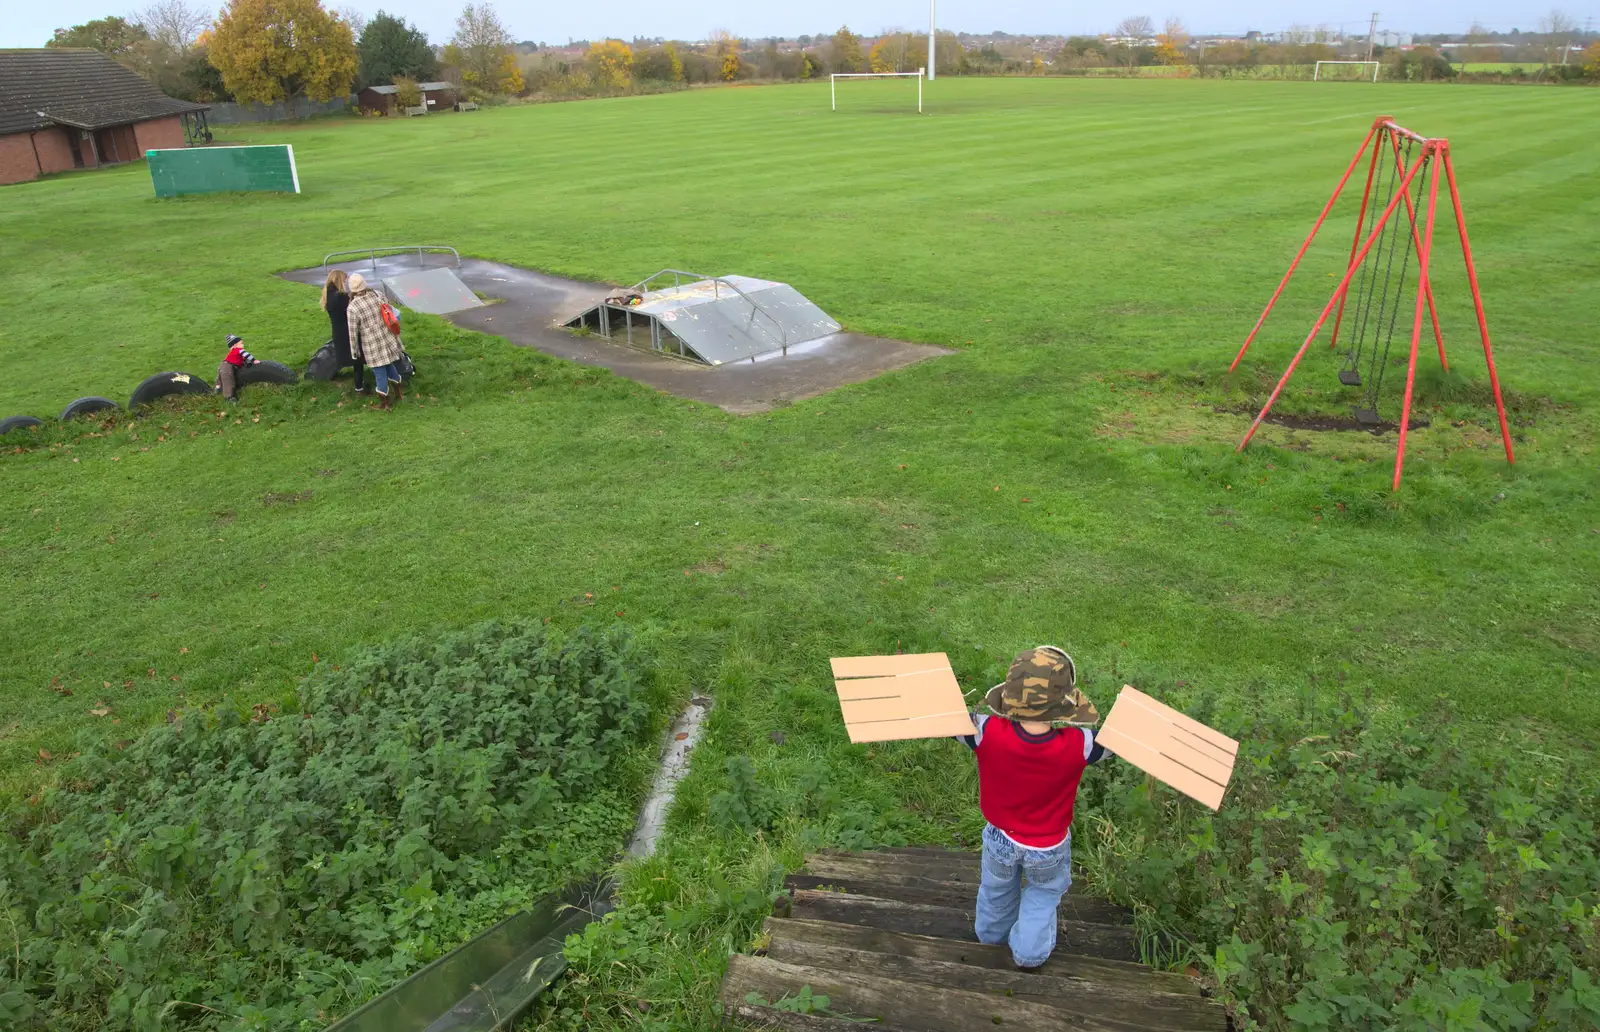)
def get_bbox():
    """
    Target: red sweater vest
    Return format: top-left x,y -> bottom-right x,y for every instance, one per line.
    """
975,718 -> 1089,848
